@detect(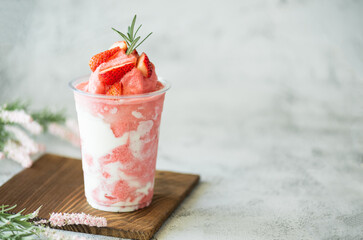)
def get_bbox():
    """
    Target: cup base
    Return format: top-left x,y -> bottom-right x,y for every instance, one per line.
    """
86,199 -> 152,212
